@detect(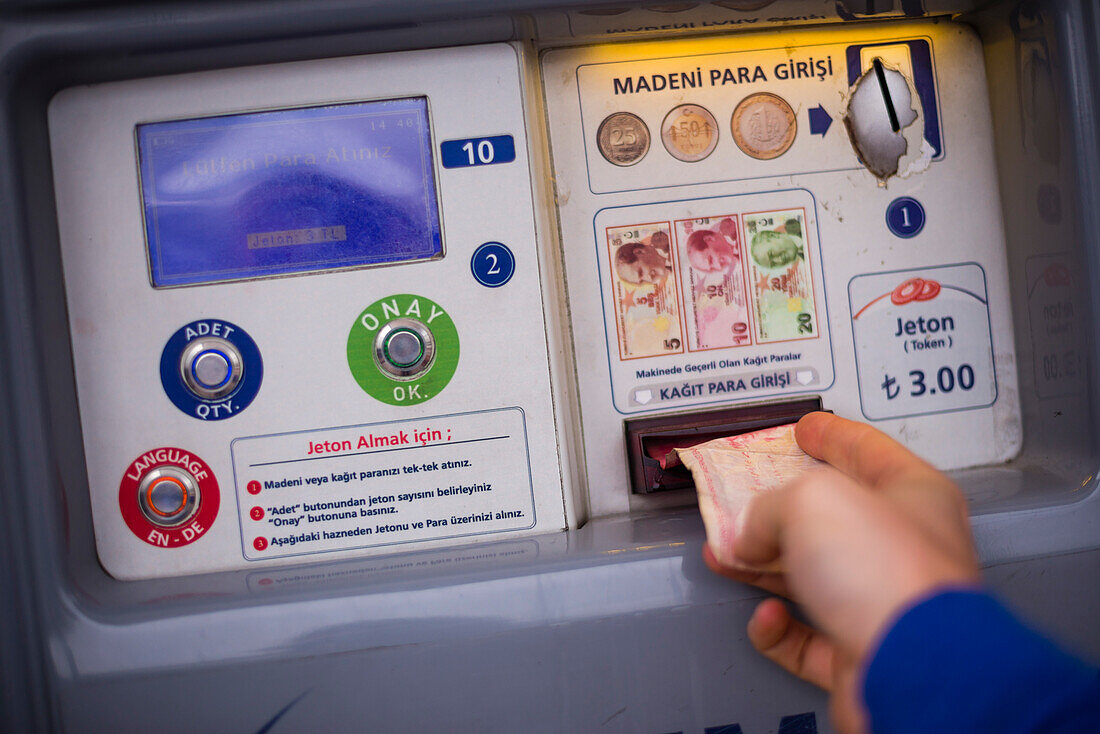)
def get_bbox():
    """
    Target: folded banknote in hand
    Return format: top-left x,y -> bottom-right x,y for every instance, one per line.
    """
670,424 -> 823,571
